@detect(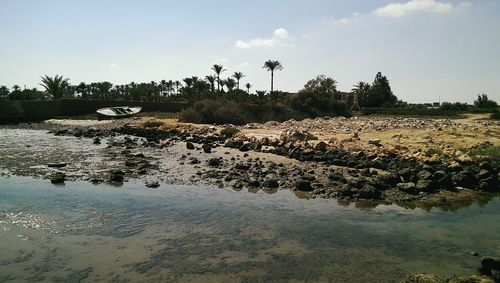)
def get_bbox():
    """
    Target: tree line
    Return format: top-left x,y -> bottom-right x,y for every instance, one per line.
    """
1,60 -> 497,113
